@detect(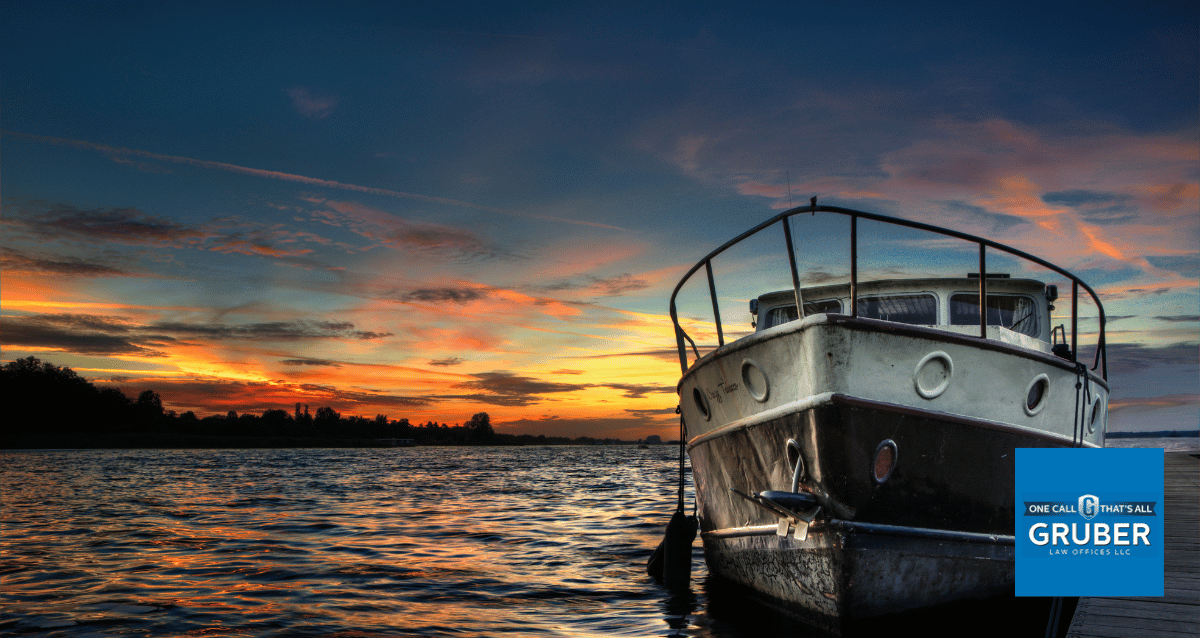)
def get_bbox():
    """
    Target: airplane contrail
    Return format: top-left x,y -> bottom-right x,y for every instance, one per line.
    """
3,130 -> 626,231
